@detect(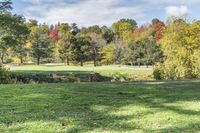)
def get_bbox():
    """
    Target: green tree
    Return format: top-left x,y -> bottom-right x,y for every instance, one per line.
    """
30,24 -> 53,65
71,34 -> 91,66
101,43 -> 115,65
58,32 -> 74,65
112,19 -> 137,40
88,32 -> 106,66
101,26 -> 114,44
12,17 -> 30,64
